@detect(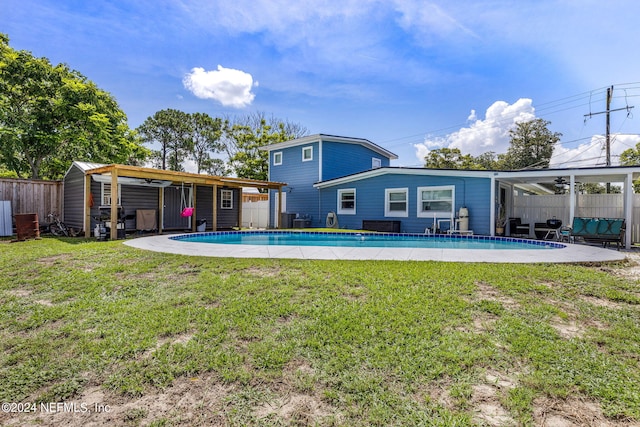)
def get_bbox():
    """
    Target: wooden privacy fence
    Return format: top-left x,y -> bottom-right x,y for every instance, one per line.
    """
514,194 -> 640,244
0,178 -> 63,226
